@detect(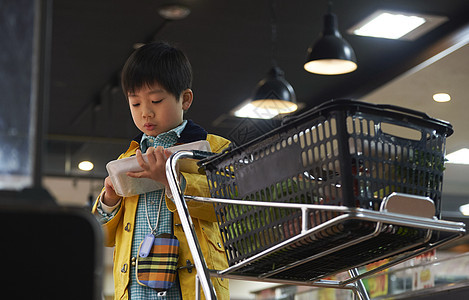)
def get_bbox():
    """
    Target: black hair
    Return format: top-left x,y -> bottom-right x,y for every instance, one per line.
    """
121,41 -> 192,99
